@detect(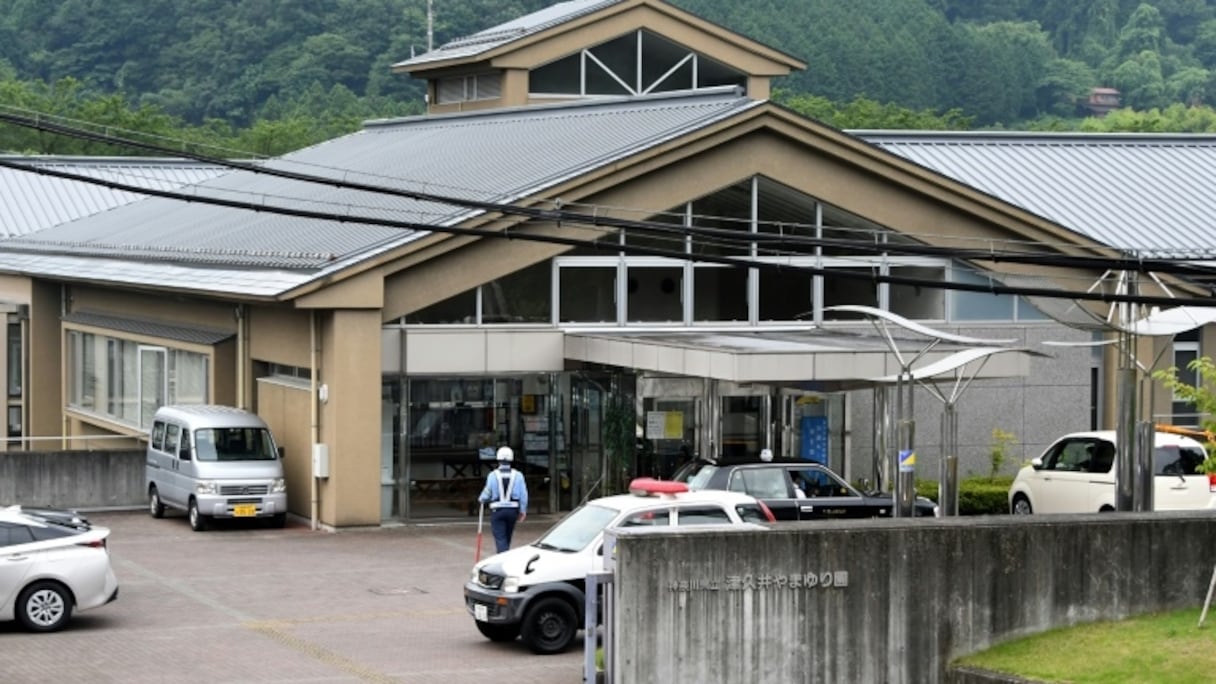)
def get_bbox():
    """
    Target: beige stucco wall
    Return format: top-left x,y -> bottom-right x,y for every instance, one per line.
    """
256,377 -> 313,520
248,304 -> 312,369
